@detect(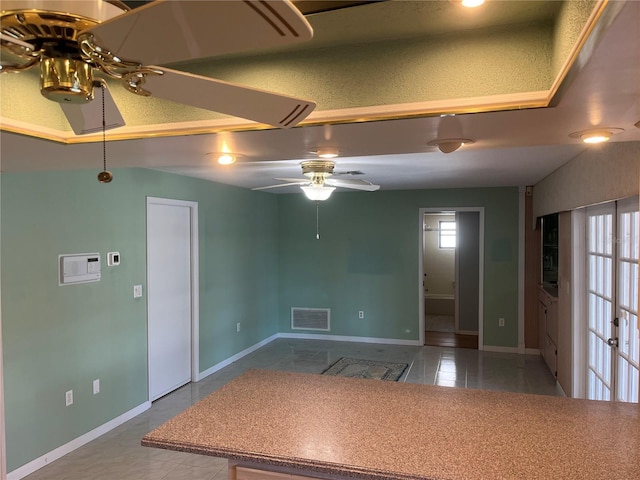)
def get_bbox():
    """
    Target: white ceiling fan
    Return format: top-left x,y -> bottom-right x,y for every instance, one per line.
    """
253,159 -> 380,200
0,0 -> 318,134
